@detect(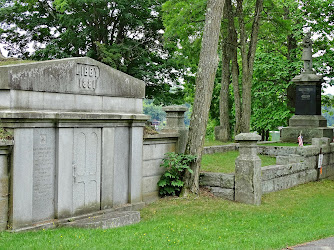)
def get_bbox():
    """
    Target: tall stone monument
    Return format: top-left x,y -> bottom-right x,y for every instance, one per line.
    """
281,32 -> 333,143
